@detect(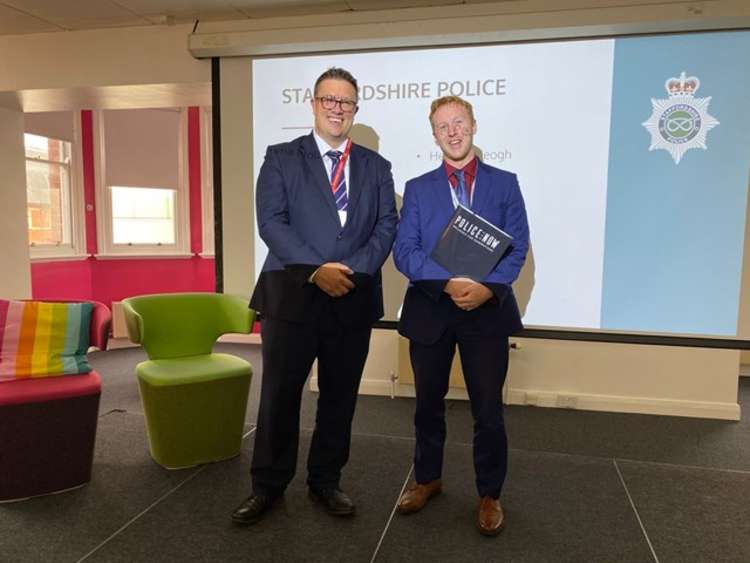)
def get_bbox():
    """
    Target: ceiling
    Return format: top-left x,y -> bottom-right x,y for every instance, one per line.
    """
3,0 -> 738,111
0,0 -> 516,36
